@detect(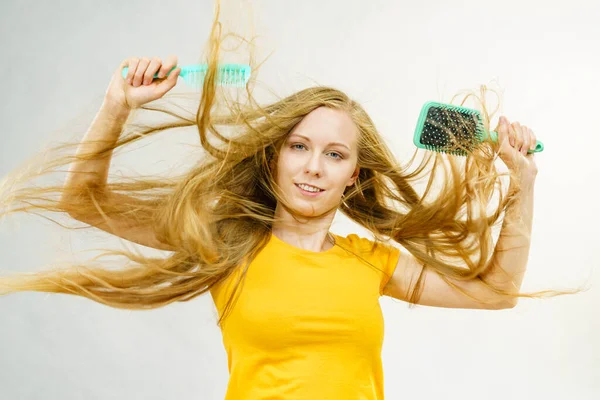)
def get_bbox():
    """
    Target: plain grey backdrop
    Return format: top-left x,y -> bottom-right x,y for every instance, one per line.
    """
1,0 -> 598,399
